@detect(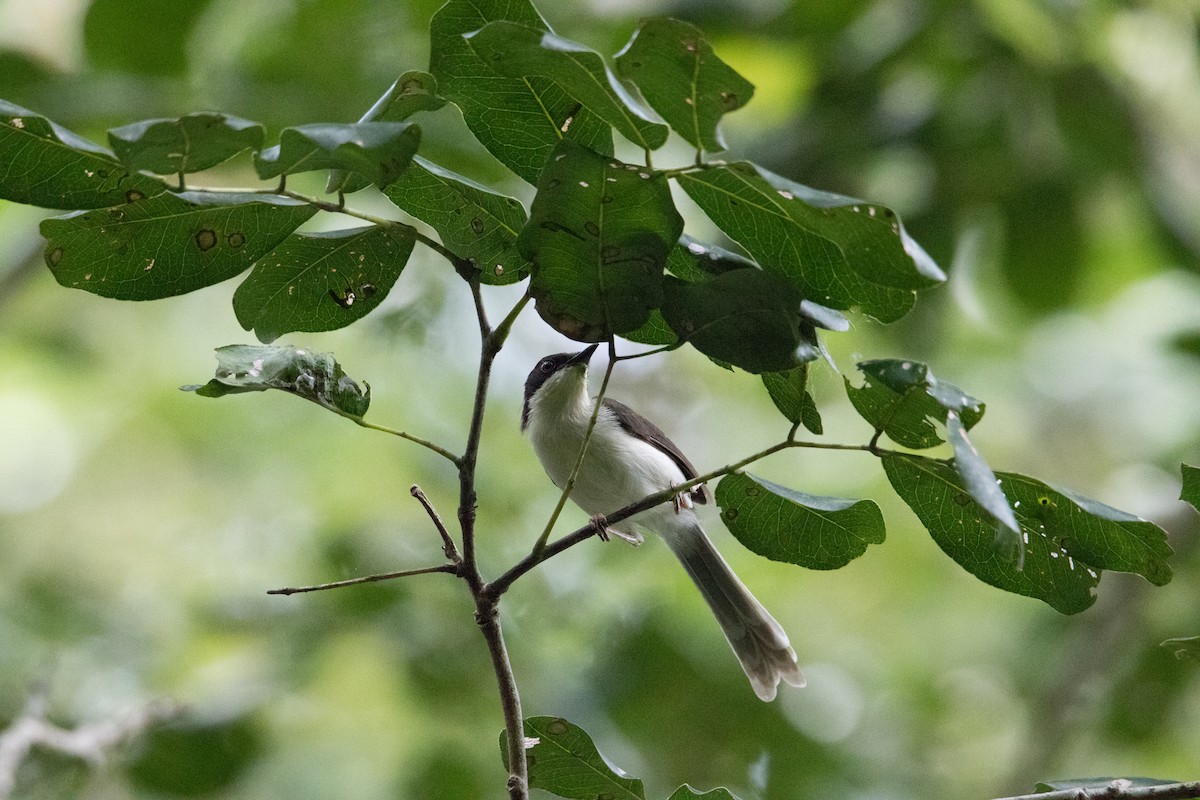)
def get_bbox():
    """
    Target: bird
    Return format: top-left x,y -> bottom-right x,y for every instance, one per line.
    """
522,343 -> 804,701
